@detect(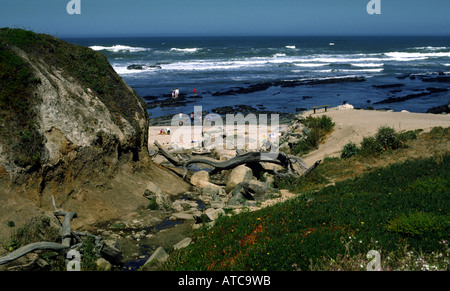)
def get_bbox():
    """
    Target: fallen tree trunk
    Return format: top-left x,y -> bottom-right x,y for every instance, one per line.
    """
154,141 -> 313,180
0,197 -> 77,266
0,243 -> 69,265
